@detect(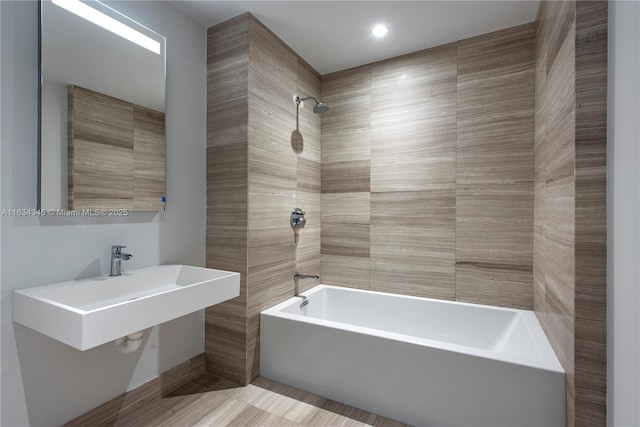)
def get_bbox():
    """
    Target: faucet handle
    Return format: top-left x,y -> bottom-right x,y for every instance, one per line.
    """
111,245 -> 126,254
